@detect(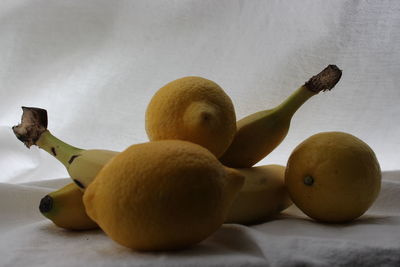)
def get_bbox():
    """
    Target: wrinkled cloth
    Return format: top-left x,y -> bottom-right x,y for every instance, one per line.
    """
0,171 -> 399,266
